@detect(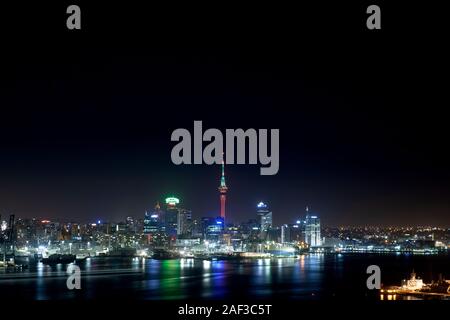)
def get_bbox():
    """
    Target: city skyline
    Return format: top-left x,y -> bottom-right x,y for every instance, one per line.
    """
1,2 -> 449,307
0,160 -> 449,228
2,158 -> 450,227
